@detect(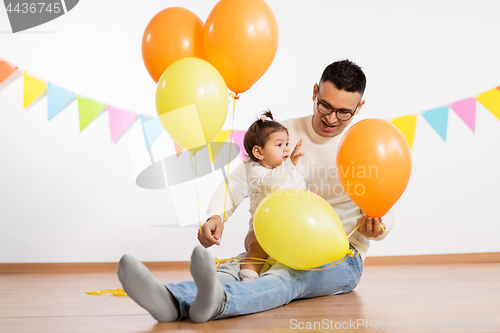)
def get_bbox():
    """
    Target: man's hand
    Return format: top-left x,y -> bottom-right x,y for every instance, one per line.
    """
356,216 -> 385,238
197,215 -> 224,247
290,139 -> 305,166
